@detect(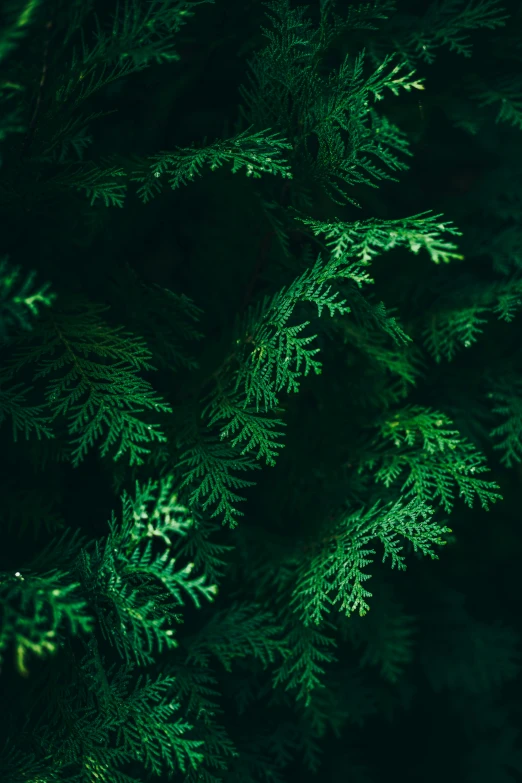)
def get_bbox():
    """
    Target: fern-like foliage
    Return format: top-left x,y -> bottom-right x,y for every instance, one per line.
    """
0,256 -> 55,340
56,0 -> 214,109
80,477 -> 217,666
230,253 -> 355,410
291,496 -> 450,624
296,210 -> 464,265
273,618 -> 338,706
181,252 -> 361,524
173,512 -> 233,584
131,127 -> 292,203
186,602 -> 287,672
179,433 -> 261,528
5,299 -> 172,467
0,373 -> 53,442
423,277 -> 522,361
360,406 -> 502,511
111,264 -> 204,371
476,74 -> 522,131
488,378 -> 522,467
373,0 -> 508,67
50,160 -> 128,207
203,390 -> 287,467
239,0 -> 425,207
1,479 -> 217,778
0,565 -> 92,676
0,526 -> 89,675
37,652 -> 204,780
169,661 -> 239,783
